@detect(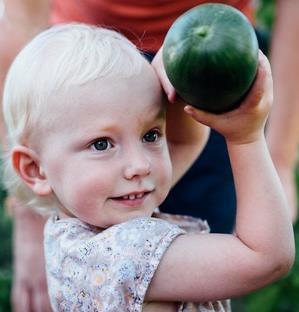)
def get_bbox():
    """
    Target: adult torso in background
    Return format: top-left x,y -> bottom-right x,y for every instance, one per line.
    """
50,0 -> 253,52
